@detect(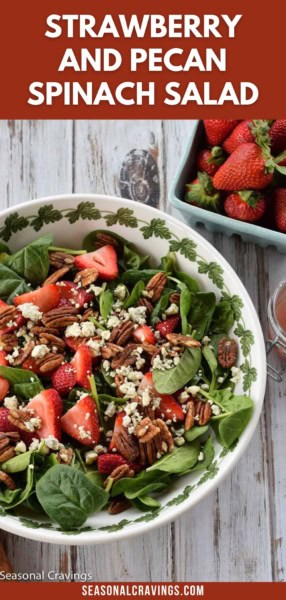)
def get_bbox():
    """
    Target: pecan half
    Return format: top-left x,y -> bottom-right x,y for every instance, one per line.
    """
0,470 -> 16,490
74,268 -> 98,287
0,447 -> 16,462
195,401 -> 212,426
141,341 -> 157,355
104,464 -> 134,489
135,417 -> 160,443
114,374 -> 125,398
0,333 -> 18,352
44,266 -> 70,286
57,447 -> 74,465
38,333 -> 66,352
101,343 -> 123,359
217,337 -> 237,368
30,326 -> 60,336
42,306 -> 79,328
108,497 -> 131,515
37,353 -> 64,373
0,305 -> 18,328
81,309 -> 98,322
166,333 -> 201,348
169,292 -> 181,305
154,418 -> 174,451
111,343 -> 138,370
8,408 -> 33,433
185,400 -> 196,431
145,272 -> 167,302
49,252 -> 75,269
112,426 -> 139,461
12,340 -> 35,367
137,298 -> 154,313
109,321 -> 134,345
94,232 -> 120,249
